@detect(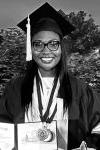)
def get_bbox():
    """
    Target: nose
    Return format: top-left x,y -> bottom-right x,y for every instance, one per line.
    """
42,45 -> 50,53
